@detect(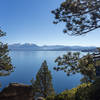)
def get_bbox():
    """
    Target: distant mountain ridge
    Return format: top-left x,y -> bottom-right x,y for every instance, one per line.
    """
8,43 -> 39,51
8,43 -> 98,52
